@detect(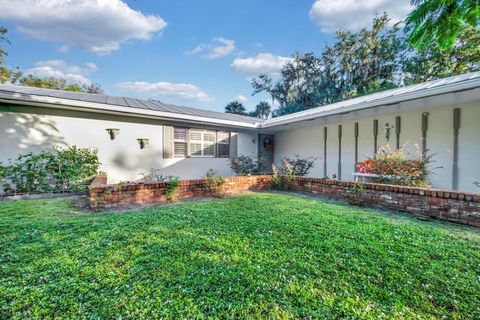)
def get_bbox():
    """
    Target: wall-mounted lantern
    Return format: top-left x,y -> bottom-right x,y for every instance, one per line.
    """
383,123 -> 394,141
106,128 -> 120,140
137,138 -> 149,149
